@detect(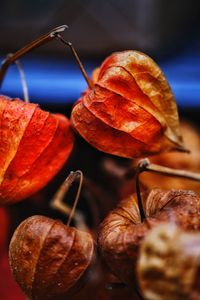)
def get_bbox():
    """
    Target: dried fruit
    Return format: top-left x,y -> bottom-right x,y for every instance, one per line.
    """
98,188 -> 200,286
138,223 -> 200,300
0,26 -> 74,204
9,171 -> 95,300
0,95 -> 73,204
9,215 -> 95,300
71,51 -> 186,158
